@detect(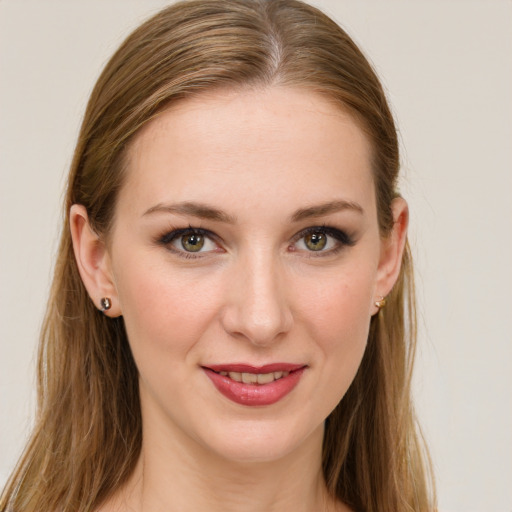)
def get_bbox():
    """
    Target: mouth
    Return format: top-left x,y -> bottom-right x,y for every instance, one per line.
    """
202,363 -> 307,406
214,369 -> 291,384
